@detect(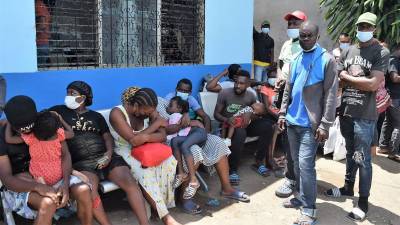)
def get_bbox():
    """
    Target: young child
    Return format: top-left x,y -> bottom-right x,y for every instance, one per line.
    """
167,96 -> 207,199
5,111 -> 88,205
222,102 -> 266,147
166,96 -> 191,140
